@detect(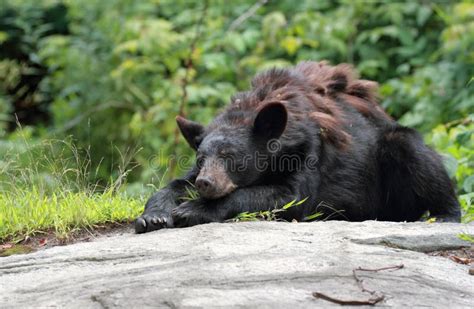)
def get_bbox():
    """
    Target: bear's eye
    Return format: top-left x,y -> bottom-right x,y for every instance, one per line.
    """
218,149 -> 235,158
196,155 -> 205,168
